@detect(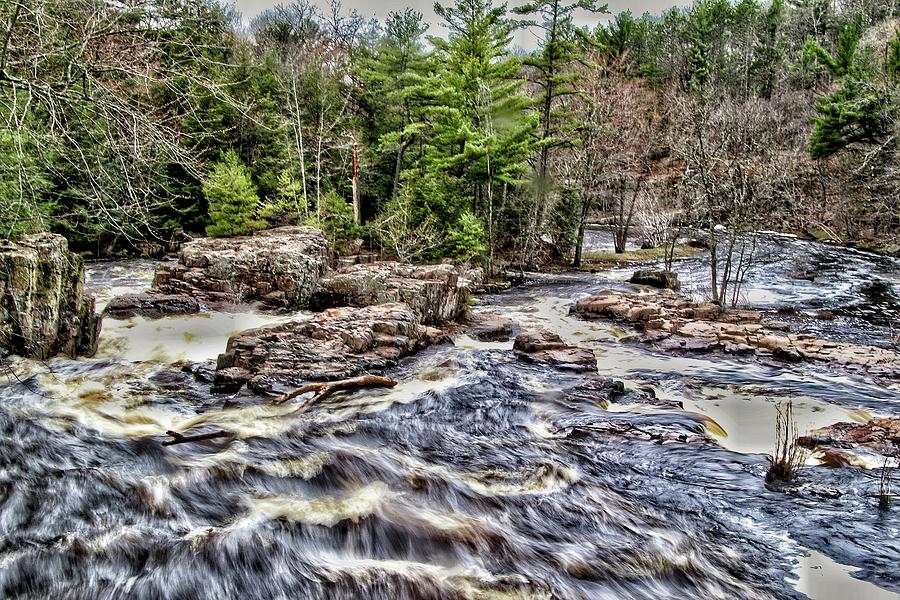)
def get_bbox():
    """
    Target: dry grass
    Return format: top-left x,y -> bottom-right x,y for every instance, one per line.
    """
766,400 -> 806,483
580,244 -> 703,266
